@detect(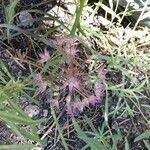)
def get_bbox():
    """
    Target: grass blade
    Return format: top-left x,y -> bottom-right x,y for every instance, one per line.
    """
134,130 -> 150,142
0,144 -> 36,150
